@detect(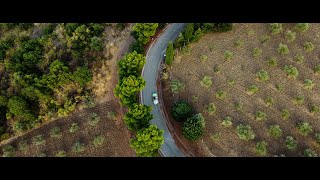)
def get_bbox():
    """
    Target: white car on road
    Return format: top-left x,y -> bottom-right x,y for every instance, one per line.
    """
152,92 -> 159,105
